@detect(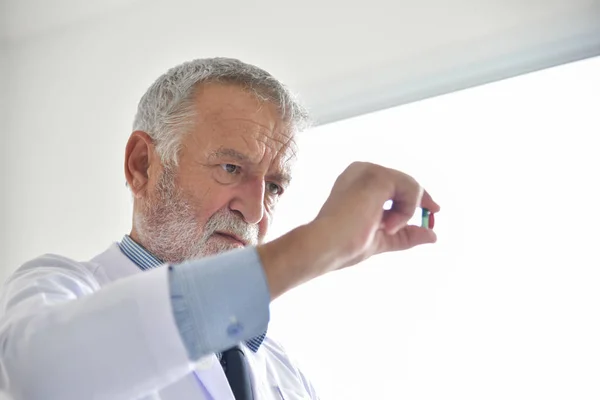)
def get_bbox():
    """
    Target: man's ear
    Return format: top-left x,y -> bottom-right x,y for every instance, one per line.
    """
125,131 -> 155,198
